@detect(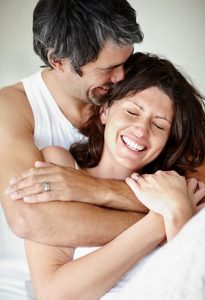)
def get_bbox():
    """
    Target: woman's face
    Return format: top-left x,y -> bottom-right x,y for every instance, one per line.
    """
100,86 -> 174,177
